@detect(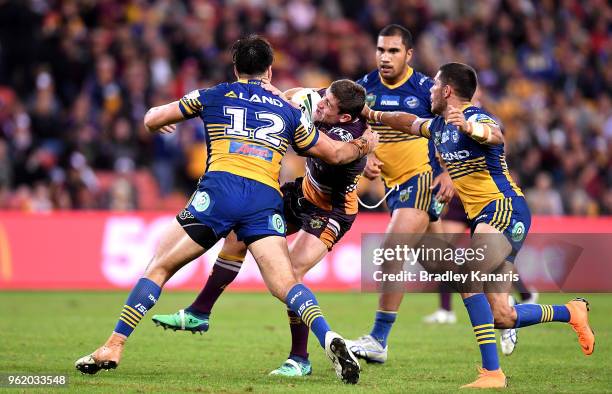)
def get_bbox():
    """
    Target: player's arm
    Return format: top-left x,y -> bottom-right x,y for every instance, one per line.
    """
361,105 -> 430,137
143,101 -> 184,133
306,127 -> 378,165
446,105 -> 504,145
